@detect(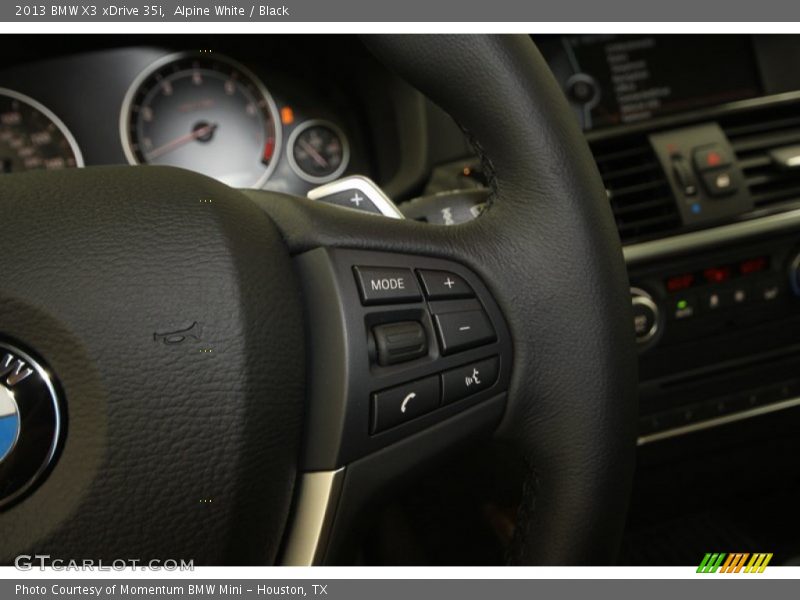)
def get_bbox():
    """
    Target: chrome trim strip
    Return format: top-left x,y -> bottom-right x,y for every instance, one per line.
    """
307,175 -> 405,219
637,396 -> 800,446
281,468 -> 345,566
624,208 -> 800,266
